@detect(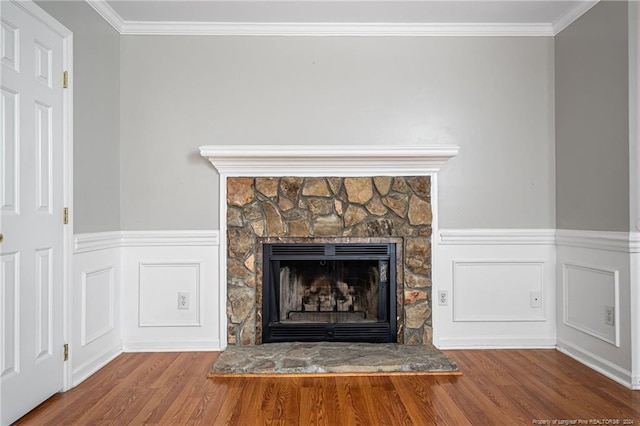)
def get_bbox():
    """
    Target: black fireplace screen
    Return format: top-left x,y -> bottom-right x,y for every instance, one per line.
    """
262,243 -> 396,343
